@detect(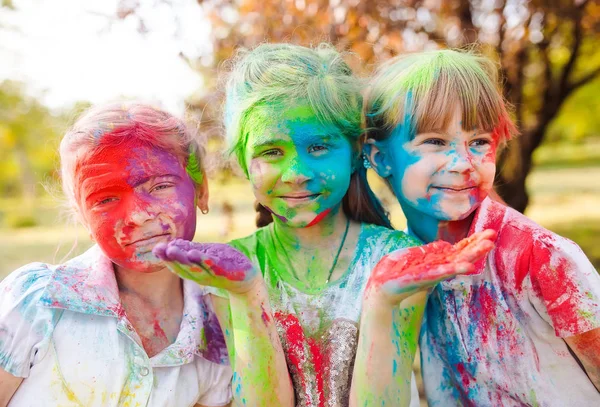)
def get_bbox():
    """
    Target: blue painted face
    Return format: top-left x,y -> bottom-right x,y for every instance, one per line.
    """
244,104 -> 354,228
381,106 -> 497,223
